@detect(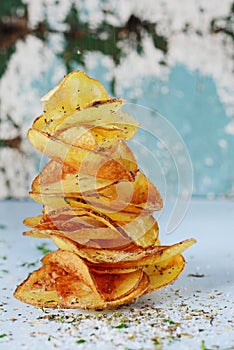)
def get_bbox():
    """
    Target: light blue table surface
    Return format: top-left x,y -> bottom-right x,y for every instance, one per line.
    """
0,199 -> 233,350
